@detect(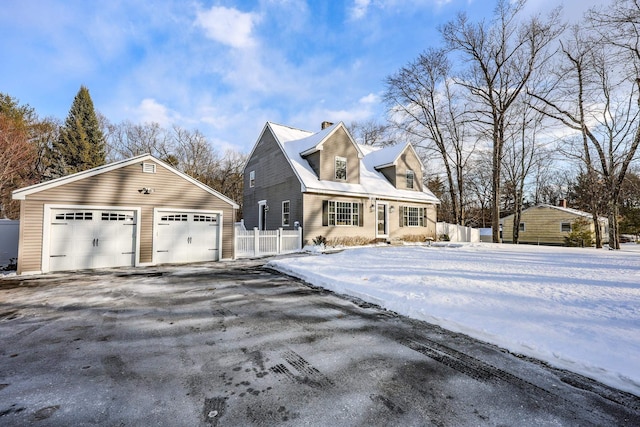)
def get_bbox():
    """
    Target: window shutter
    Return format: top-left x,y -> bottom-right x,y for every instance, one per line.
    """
399,206 -> 404,227
322,200 -> 328,226
423,207 -> 427,227
359,203 -> 364,227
